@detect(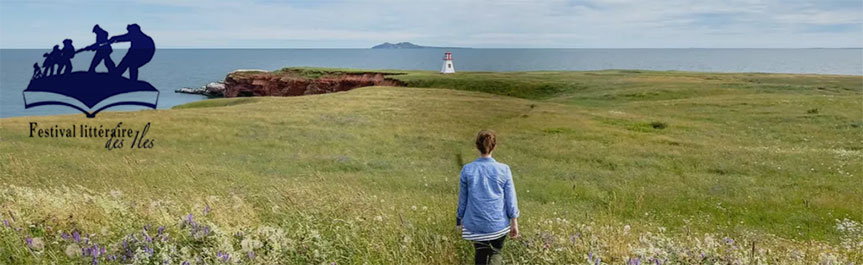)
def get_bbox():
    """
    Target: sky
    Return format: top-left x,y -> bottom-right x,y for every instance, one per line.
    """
0,0 -> 860,48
